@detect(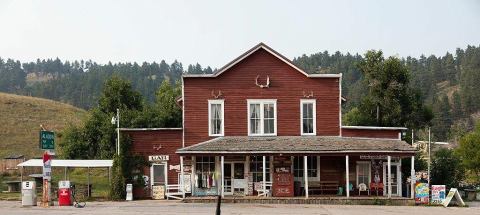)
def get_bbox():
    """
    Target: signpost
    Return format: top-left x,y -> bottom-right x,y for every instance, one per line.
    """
41,152 -> 52,207
40,128 -> 54,207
